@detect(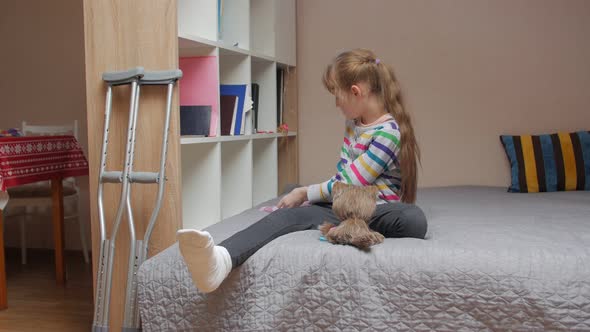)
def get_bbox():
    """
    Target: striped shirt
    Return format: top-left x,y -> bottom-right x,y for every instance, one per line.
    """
307,115 -> 402,204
